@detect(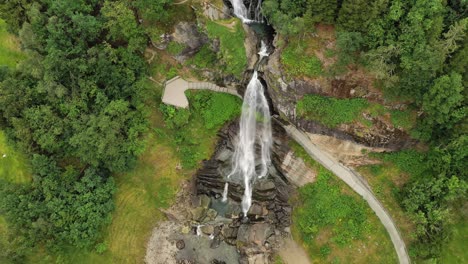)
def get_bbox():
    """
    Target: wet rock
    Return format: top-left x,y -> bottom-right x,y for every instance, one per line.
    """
247,203 -> 264,216
216,148 -> 232,162
237,223 -> 273,246
222,226 -> 238,239
201,225 -> 215,235
191,207 -> 206,222
214,226 -> 222,237
200,195 -> 211,209
210,236 -> 222,249
206,208 -> 218,221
